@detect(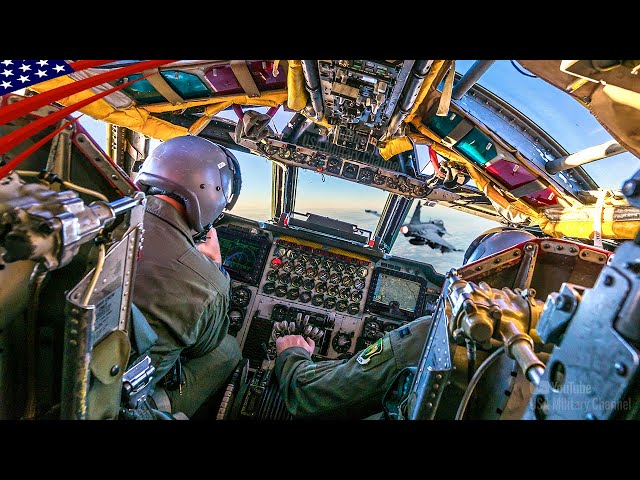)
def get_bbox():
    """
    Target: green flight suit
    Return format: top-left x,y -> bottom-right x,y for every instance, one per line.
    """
133,196 -> 241,417
274,316 -> 432,419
